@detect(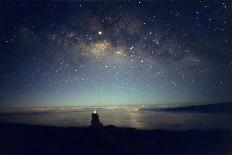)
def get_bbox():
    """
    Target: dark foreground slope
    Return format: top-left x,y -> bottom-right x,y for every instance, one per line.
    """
0,123 -> 231,155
